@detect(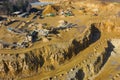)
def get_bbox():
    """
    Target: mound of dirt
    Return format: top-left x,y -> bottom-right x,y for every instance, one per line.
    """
42,5 -> 57,16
